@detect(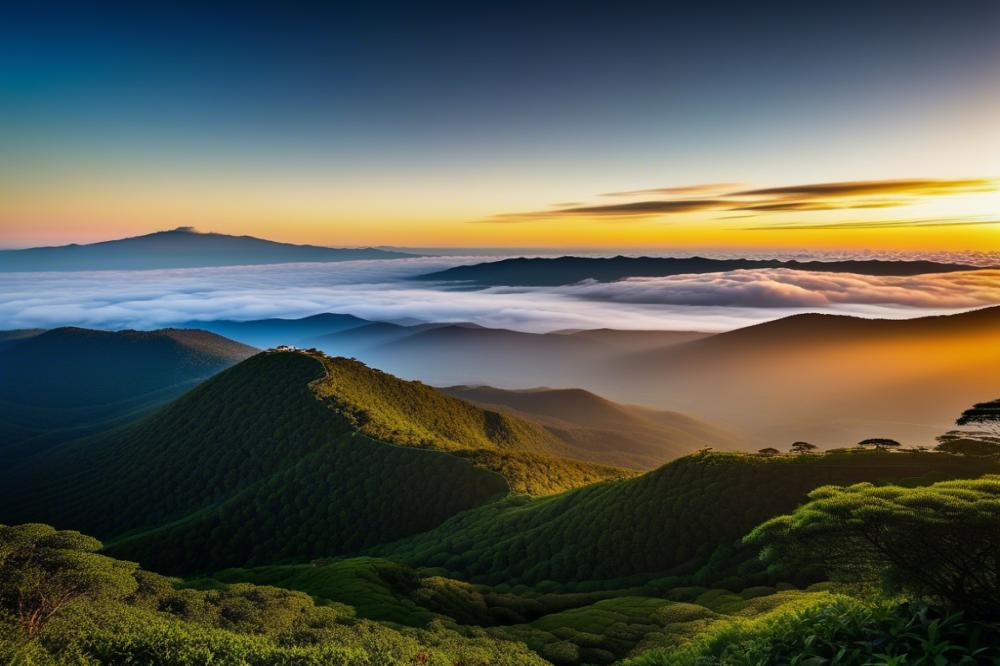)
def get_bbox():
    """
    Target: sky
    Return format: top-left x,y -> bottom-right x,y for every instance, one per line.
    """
2,1 -> 999,251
